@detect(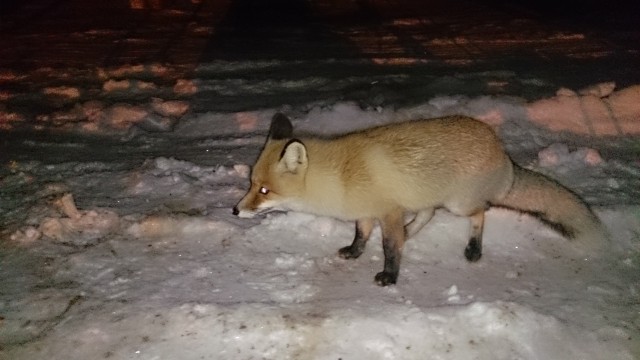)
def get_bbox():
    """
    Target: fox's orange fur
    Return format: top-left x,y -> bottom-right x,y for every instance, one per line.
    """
234,113 -> 608,285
